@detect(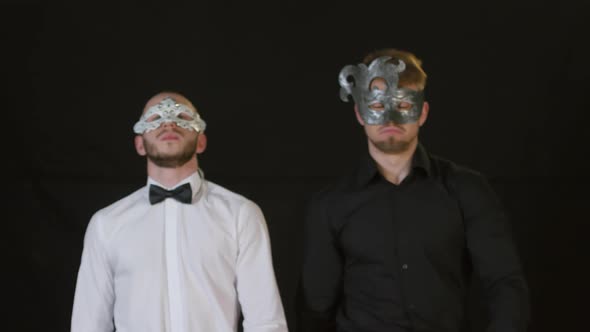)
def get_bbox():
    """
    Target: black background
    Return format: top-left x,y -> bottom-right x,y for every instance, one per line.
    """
6,0 -> 589,331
